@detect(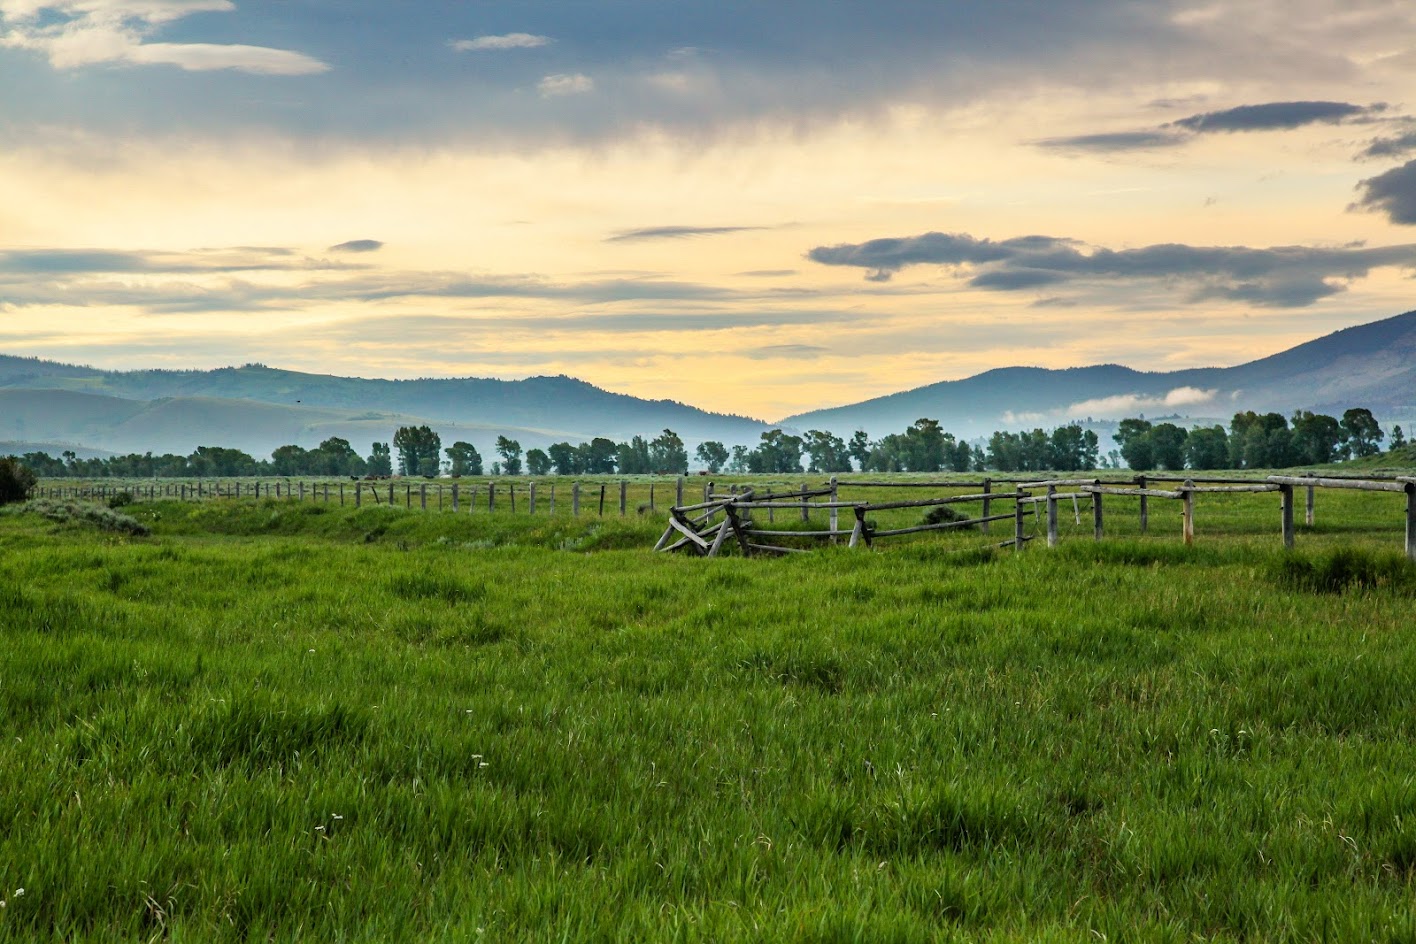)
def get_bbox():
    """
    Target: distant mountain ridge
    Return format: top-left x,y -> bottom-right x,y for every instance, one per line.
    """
778,310 -> 1416,438
4,309 -> 1415,458
0,361 -> 770,459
